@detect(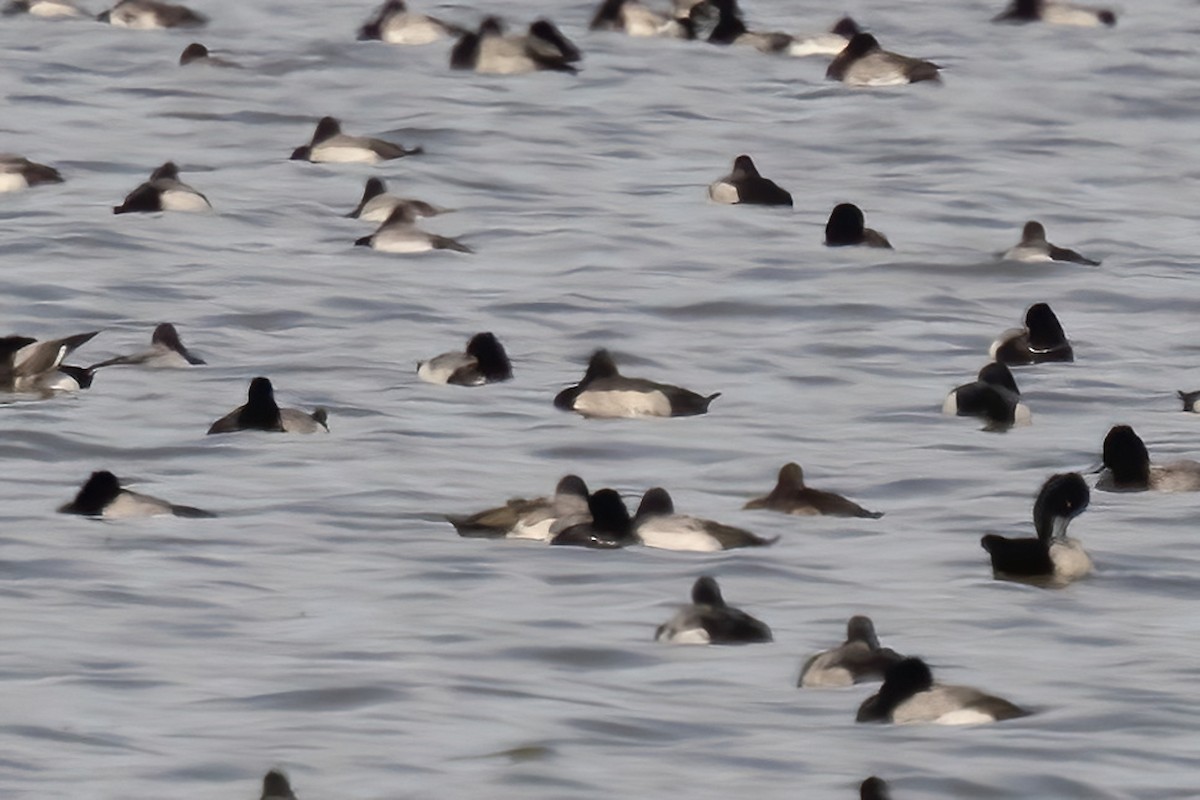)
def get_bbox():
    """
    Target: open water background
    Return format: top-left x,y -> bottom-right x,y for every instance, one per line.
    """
2,0 -> 1199,797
